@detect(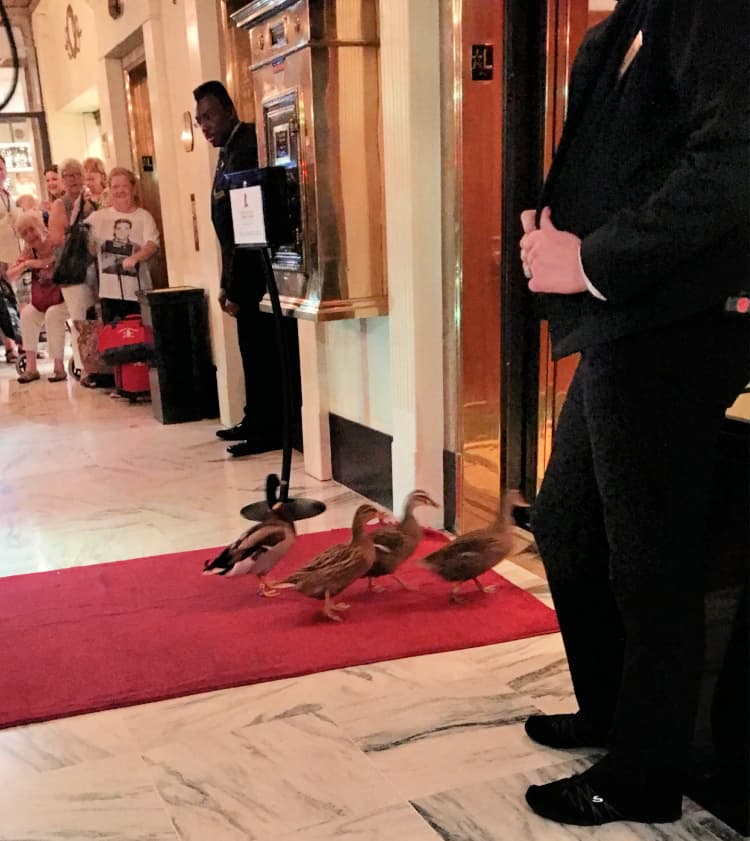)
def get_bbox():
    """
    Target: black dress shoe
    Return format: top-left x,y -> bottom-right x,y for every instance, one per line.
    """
227,438 -> 282,457
216,422 -> 250,441
525,772 -> 682,825
524,713 -> 607,749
